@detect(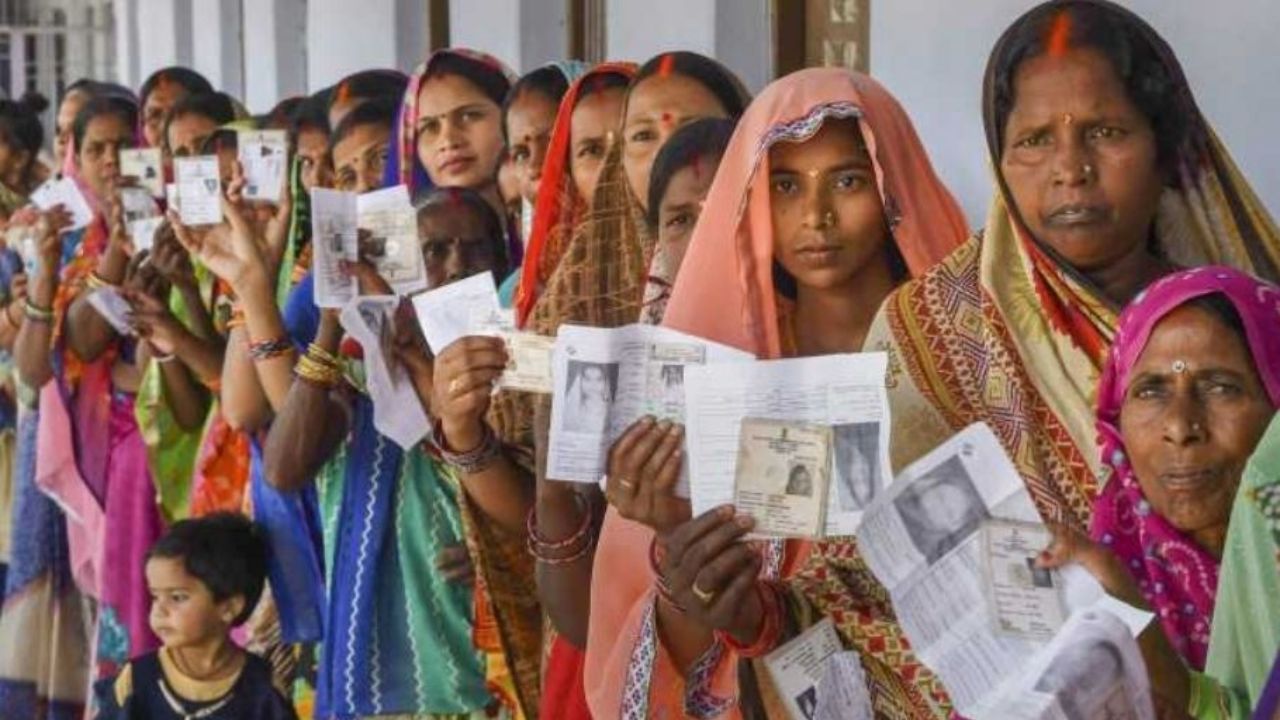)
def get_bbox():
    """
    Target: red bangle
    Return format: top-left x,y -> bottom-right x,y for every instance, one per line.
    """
649,538 -> 686,613
715,581 -> 782,658
526,493 -> 597,564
